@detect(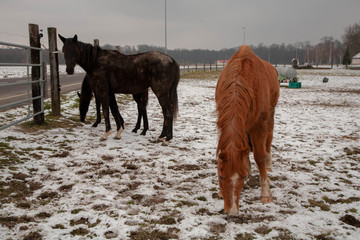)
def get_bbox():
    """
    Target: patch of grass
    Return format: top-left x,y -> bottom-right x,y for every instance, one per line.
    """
197,196 -> 207,201
18,114 -> 83,132
175,200 -> 198,208
71,209 -> 83,214
38,191 -> 57,200
23,231 -> 42,240
35,211 -> 52,219
181,70 -> 222,80
308,199 -> 330,211
70,227 -> 89,236
308,160 -> 317,166
53,224 -> 65,229
322,195 -> 360,204
314,232 -> 334,240
254,225 -> 272,235
235,232 -> 255,240
0,141 -> 23,169
130,228 -> 178,240
0,215 -> 35,228
344,147 -> 360,156
209,222 -> 227,234
158,215 -> 177,225
340,214 -> 360,228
